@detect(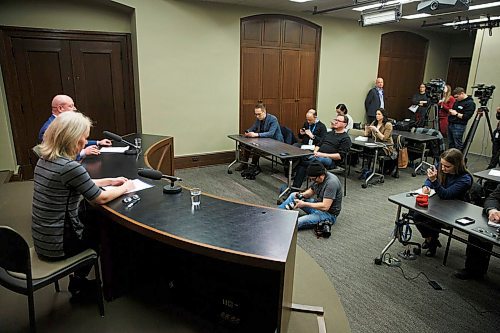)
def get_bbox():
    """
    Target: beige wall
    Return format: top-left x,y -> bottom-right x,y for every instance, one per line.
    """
0,0 -> 480,171
466,28 -> 500,156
